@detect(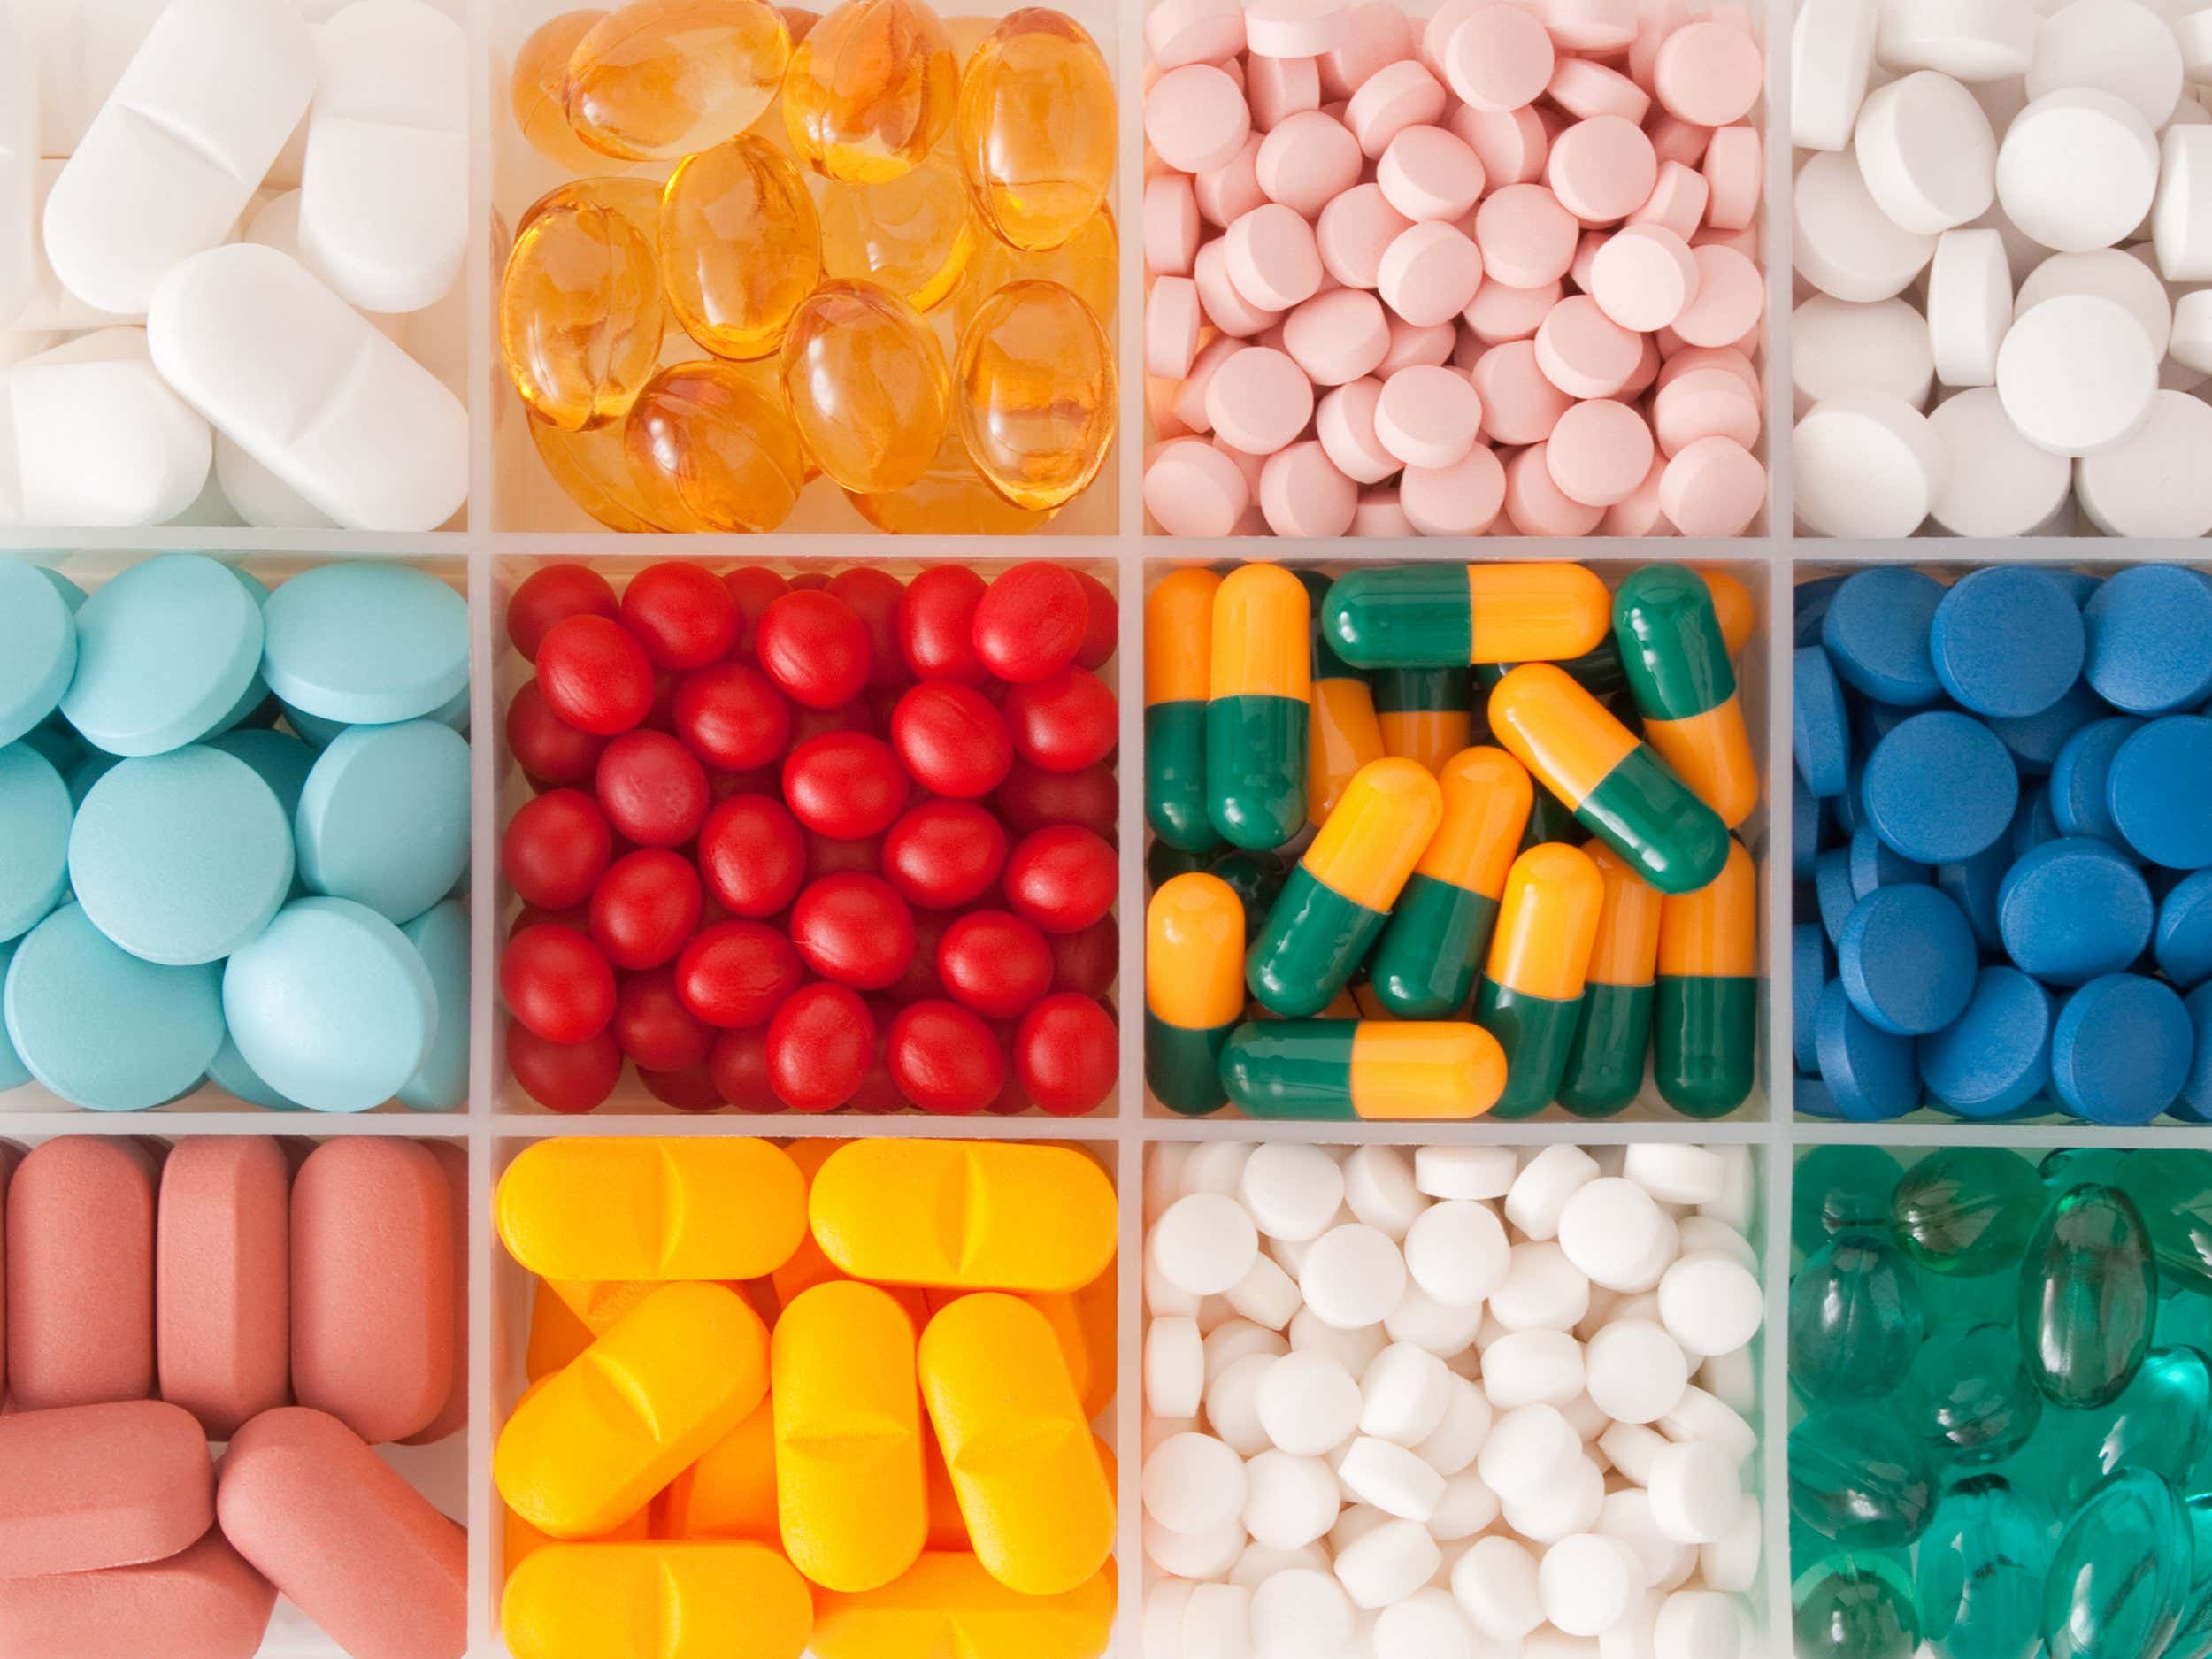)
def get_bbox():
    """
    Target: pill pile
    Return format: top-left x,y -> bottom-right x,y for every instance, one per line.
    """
1147,560 -> 1760,1120
499,559 -> 1118,1114
1789,1142 -> 2212,1659
1793,565 -> 2212,1125
1141,1139 -> 1762,1659
495,1134 -> 1118,1659
0,1135 -> 466,1659
503,0 -> 1118,533
0,0 -> 467,531
1140,0 -> 1770,537
1789,0 -> 2212,536
0,555 -> 470,1114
